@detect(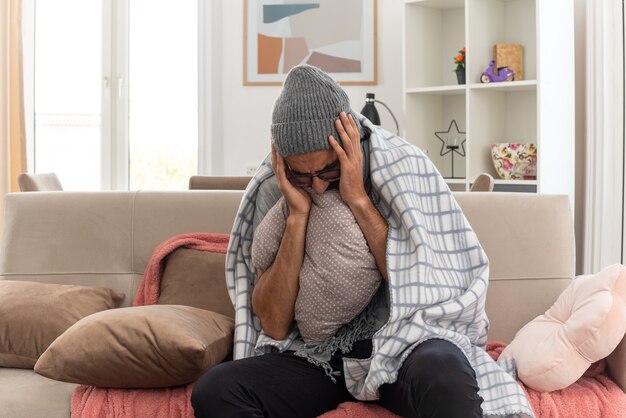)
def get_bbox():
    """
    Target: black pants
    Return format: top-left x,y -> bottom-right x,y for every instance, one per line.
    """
191,339 -> 483,418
